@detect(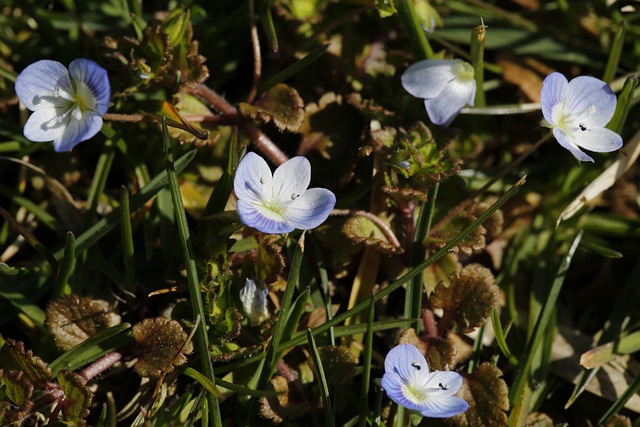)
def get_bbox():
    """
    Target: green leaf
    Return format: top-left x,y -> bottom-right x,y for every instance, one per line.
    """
0,369 -> 34,425
238,84 -> 304,132
0,340 -> 51,381
307,330 -> 335,427
342,215 -> 402,255
374,0 -> 396,18
58,370 -> 92,425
